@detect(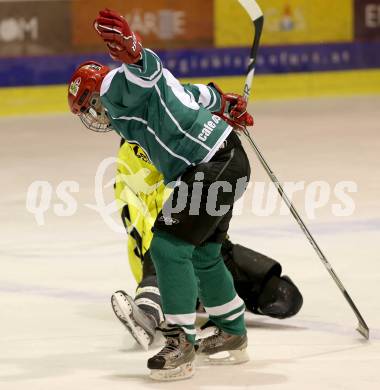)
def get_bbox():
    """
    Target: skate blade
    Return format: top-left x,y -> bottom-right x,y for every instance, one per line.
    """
150,362 -> 194,381
197,348 -> 249,365
111,292 -> 151,351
